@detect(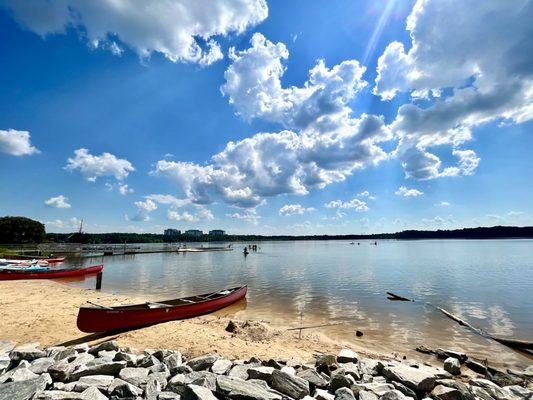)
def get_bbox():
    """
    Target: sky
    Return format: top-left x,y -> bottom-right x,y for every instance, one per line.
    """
0,0 -> 532,235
